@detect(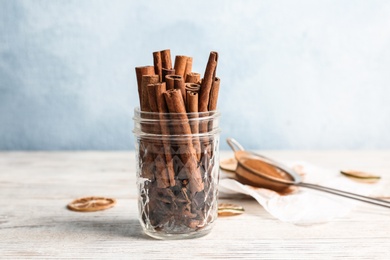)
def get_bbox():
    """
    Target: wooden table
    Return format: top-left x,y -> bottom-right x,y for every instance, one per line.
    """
1,151 -> 389,259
